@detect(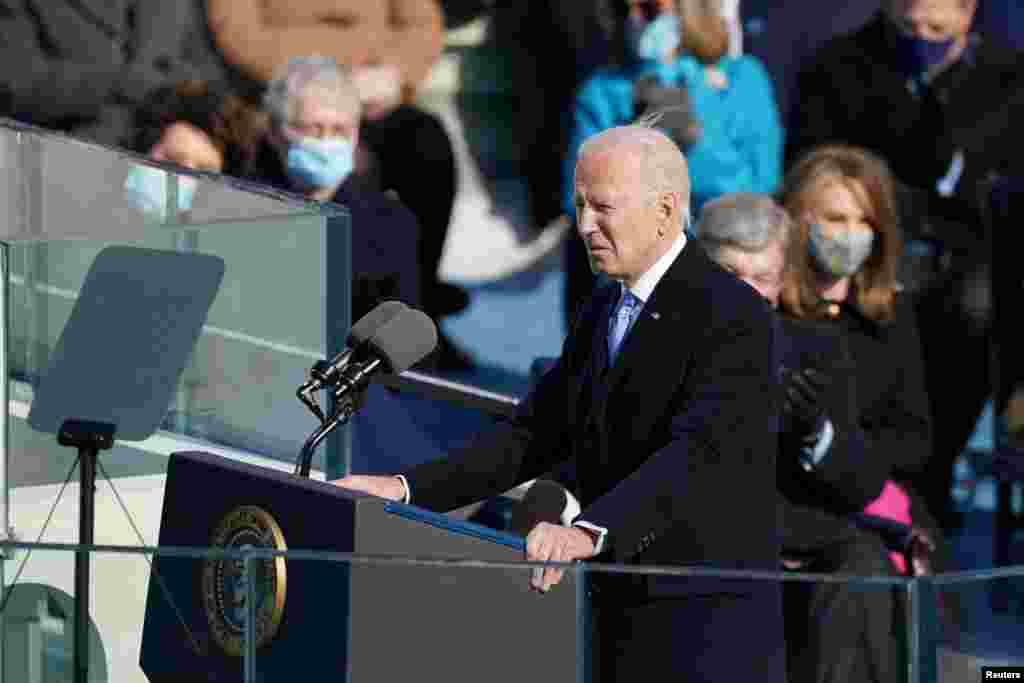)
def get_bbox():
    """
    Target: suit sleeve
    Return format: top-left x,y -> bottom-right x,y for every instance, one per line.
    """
580,297 -> 779,562
0,0 -> 120,121
400,304 -> 592,512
